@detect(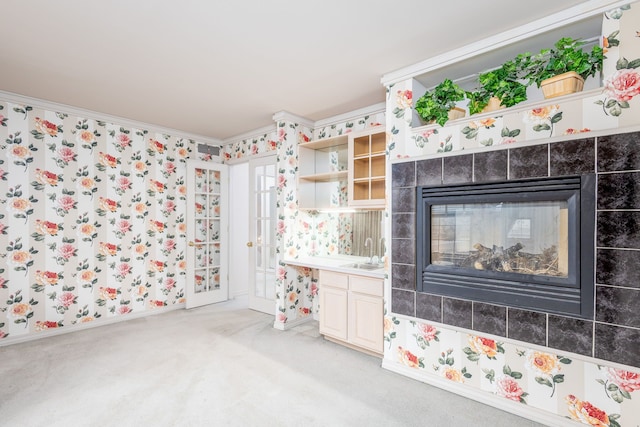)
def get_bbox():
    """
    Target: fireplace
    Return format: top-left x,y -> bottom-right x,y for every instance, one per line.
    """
416,175 -> 595,318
